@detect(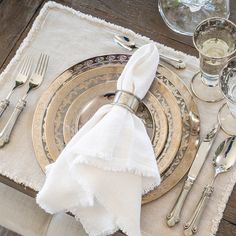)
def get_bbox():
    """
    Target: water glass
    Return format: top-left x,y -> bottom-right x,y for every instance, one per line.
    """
218,56 -> 236,136
158,0 -> 230,36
